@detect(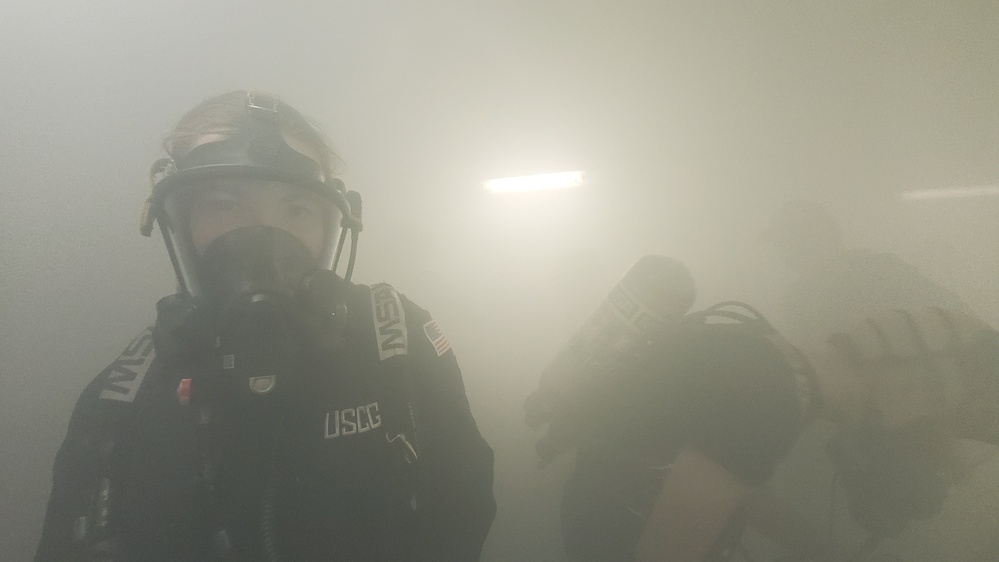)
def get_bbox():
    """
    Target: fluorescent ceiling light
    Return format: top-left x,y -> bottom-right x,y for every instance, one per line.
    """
484,171 -> 585,194
902,185 -> 999,200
